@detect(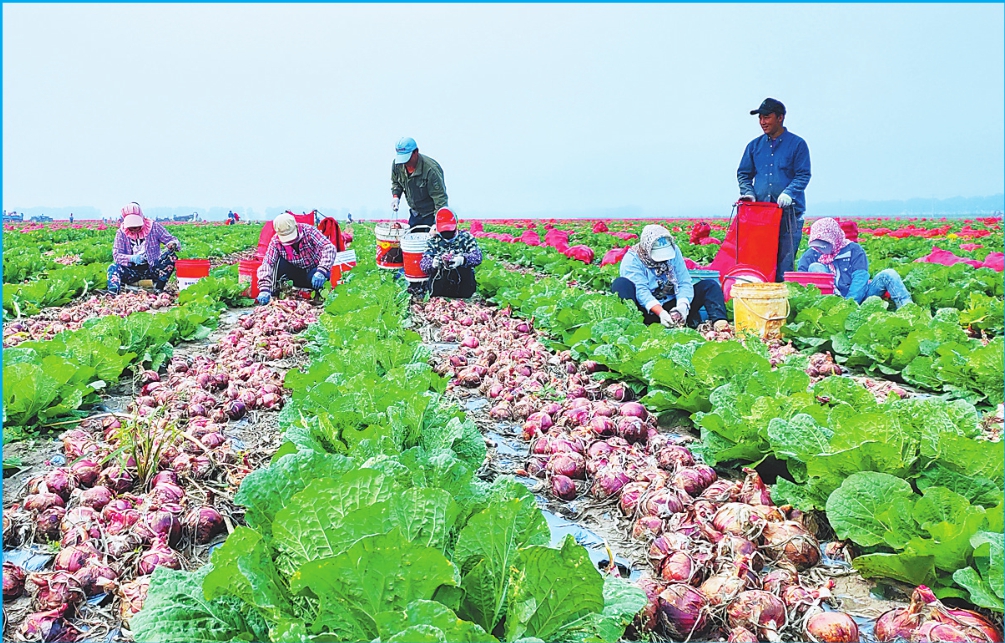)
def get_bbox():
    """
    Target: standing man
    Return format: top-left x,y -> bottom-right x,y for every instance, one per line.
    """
391,137 -> 448,229
737,98 -> 811,281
